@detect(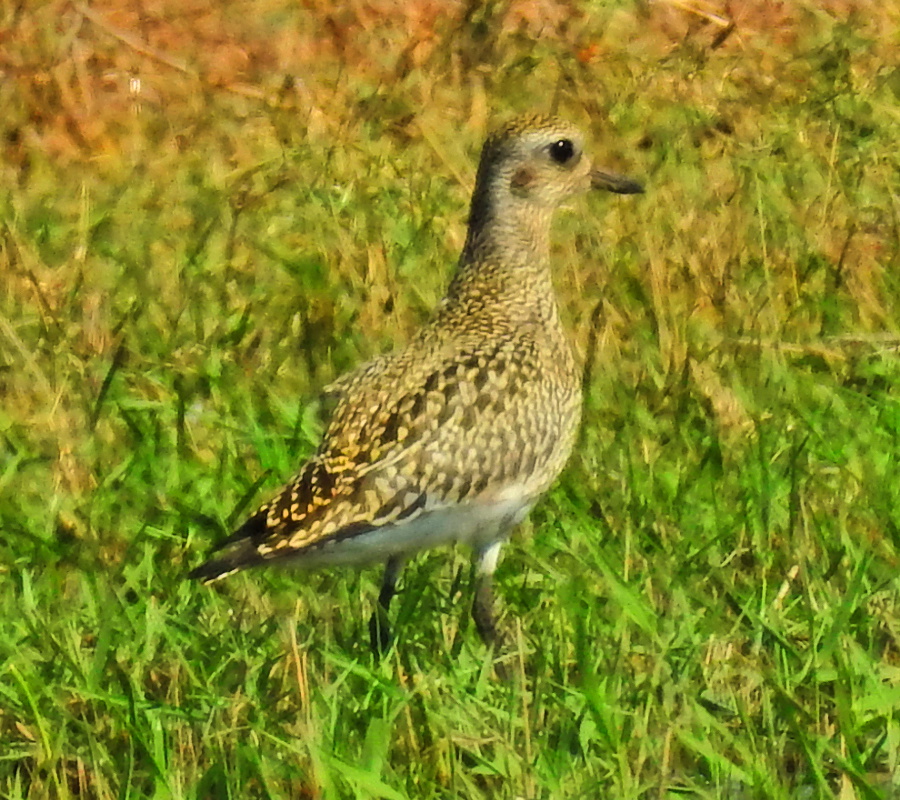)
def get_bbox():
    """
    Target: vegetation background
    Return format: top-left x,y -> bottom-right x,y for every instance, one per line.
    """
2,0 -> 899,797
